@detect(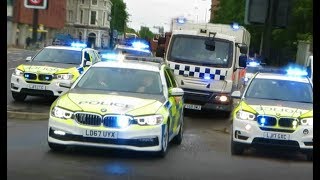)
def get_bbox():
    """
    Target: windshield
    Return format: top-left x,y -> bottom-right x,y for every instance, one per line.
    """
245,78 -> 313,103
76,67 -> 163,94
168,35 -> 233,67
33,48 -> 82,64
